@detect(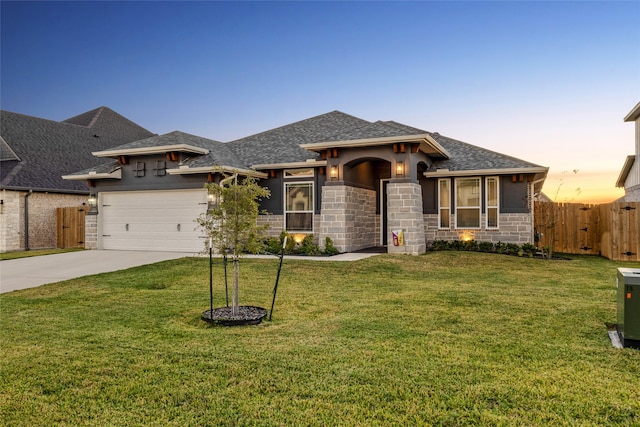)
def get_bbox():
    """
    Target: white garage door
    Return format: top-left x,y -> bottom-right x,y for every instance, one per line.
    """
100,189 -> 208,253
